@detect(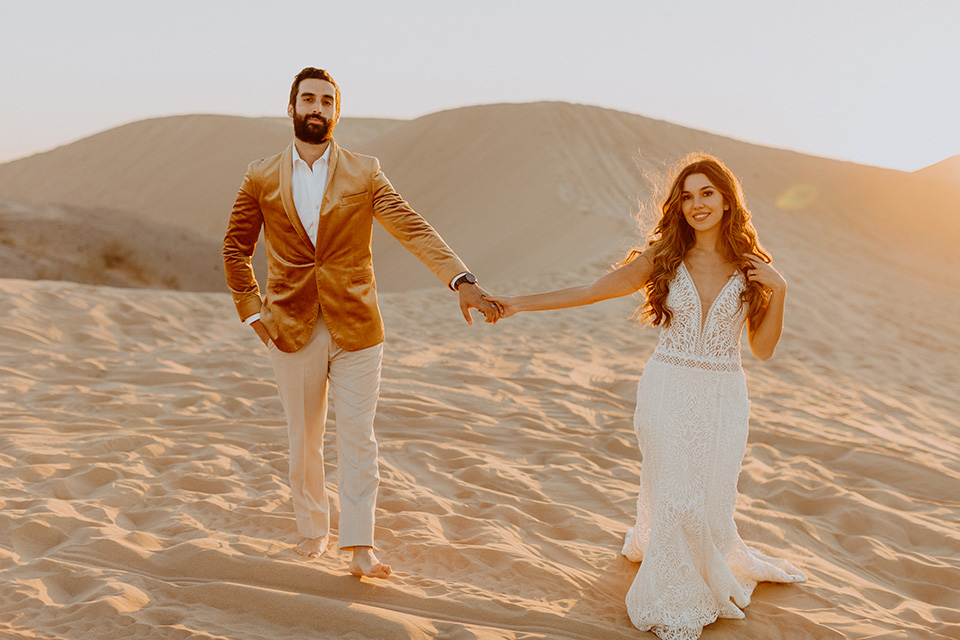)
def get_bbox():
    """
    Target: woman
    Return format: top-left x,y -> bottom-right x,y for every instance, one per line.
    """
490,153 -> 805,639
